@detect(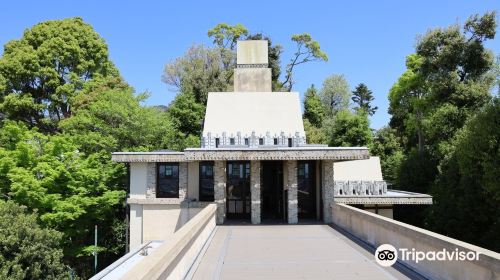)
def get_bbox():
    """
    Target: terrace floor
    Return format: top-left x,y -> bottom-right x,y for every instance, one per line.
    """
189,224 -> 411,280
